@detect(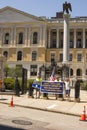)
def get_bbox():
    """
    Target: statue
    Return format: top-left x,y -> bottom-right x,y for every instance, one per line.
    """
63,1 -> 72,14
